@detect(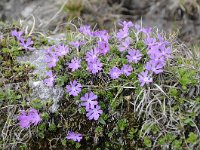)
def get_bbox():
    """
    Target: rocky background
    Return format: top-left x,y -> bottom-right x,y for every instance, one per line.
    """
1,0 -> 200,45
